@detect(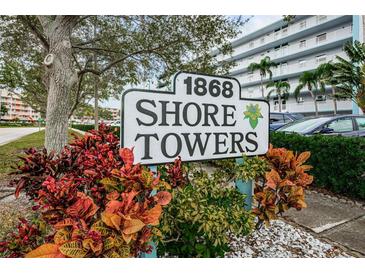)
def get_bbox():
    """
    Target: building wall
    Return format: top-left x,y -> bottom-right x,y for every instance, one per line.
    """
219,15 -> 354,116
0,89 -> 41,121
105,107 -> 120,120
